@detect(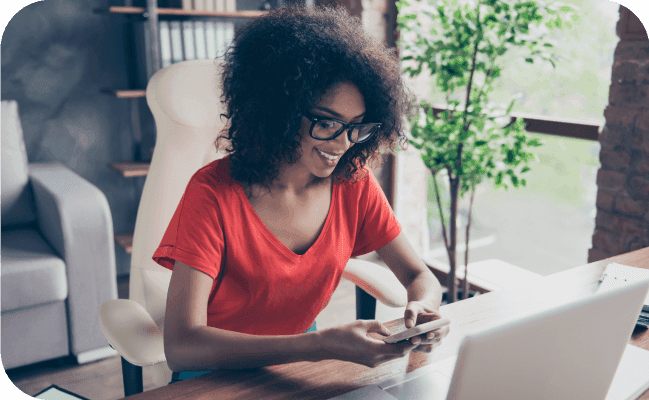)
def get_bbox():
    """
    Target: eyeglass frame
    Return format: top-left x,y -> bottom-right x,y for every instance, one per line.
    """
300,111 -> 381,144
